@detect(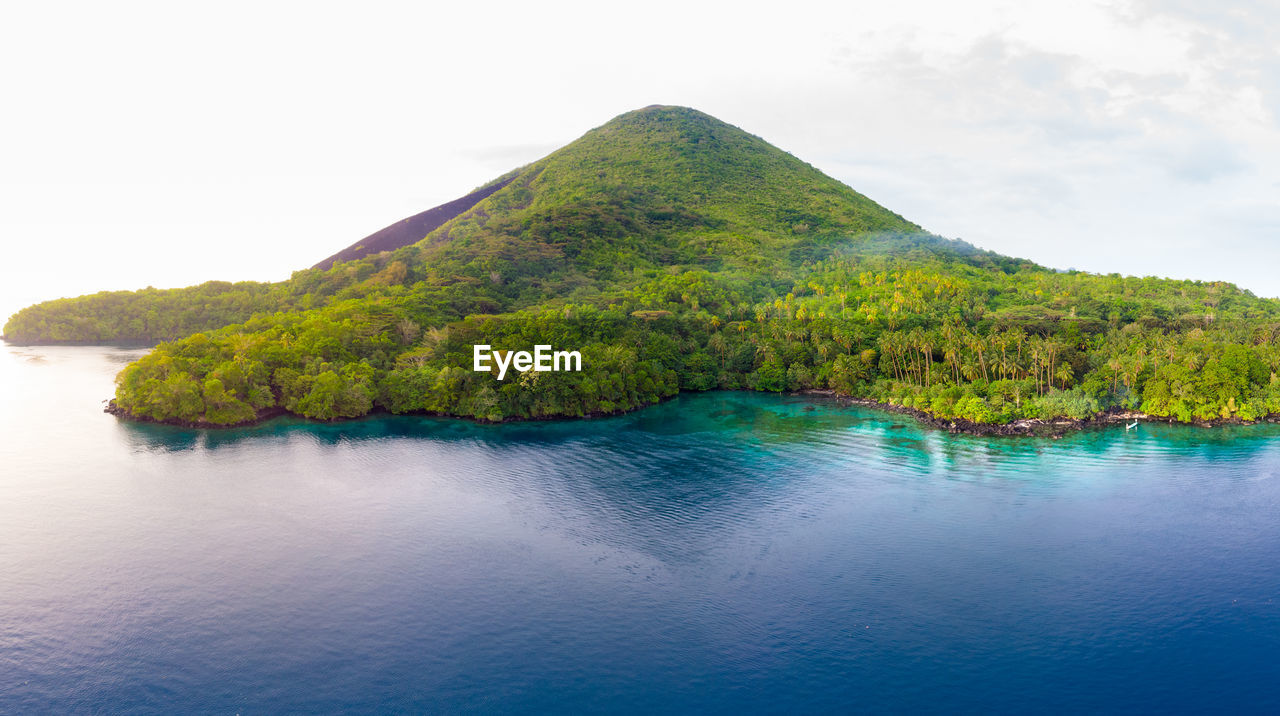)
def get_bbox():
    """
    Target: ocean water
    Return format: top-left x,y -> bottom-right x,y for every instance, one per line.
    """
3,343 -> 1280,713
